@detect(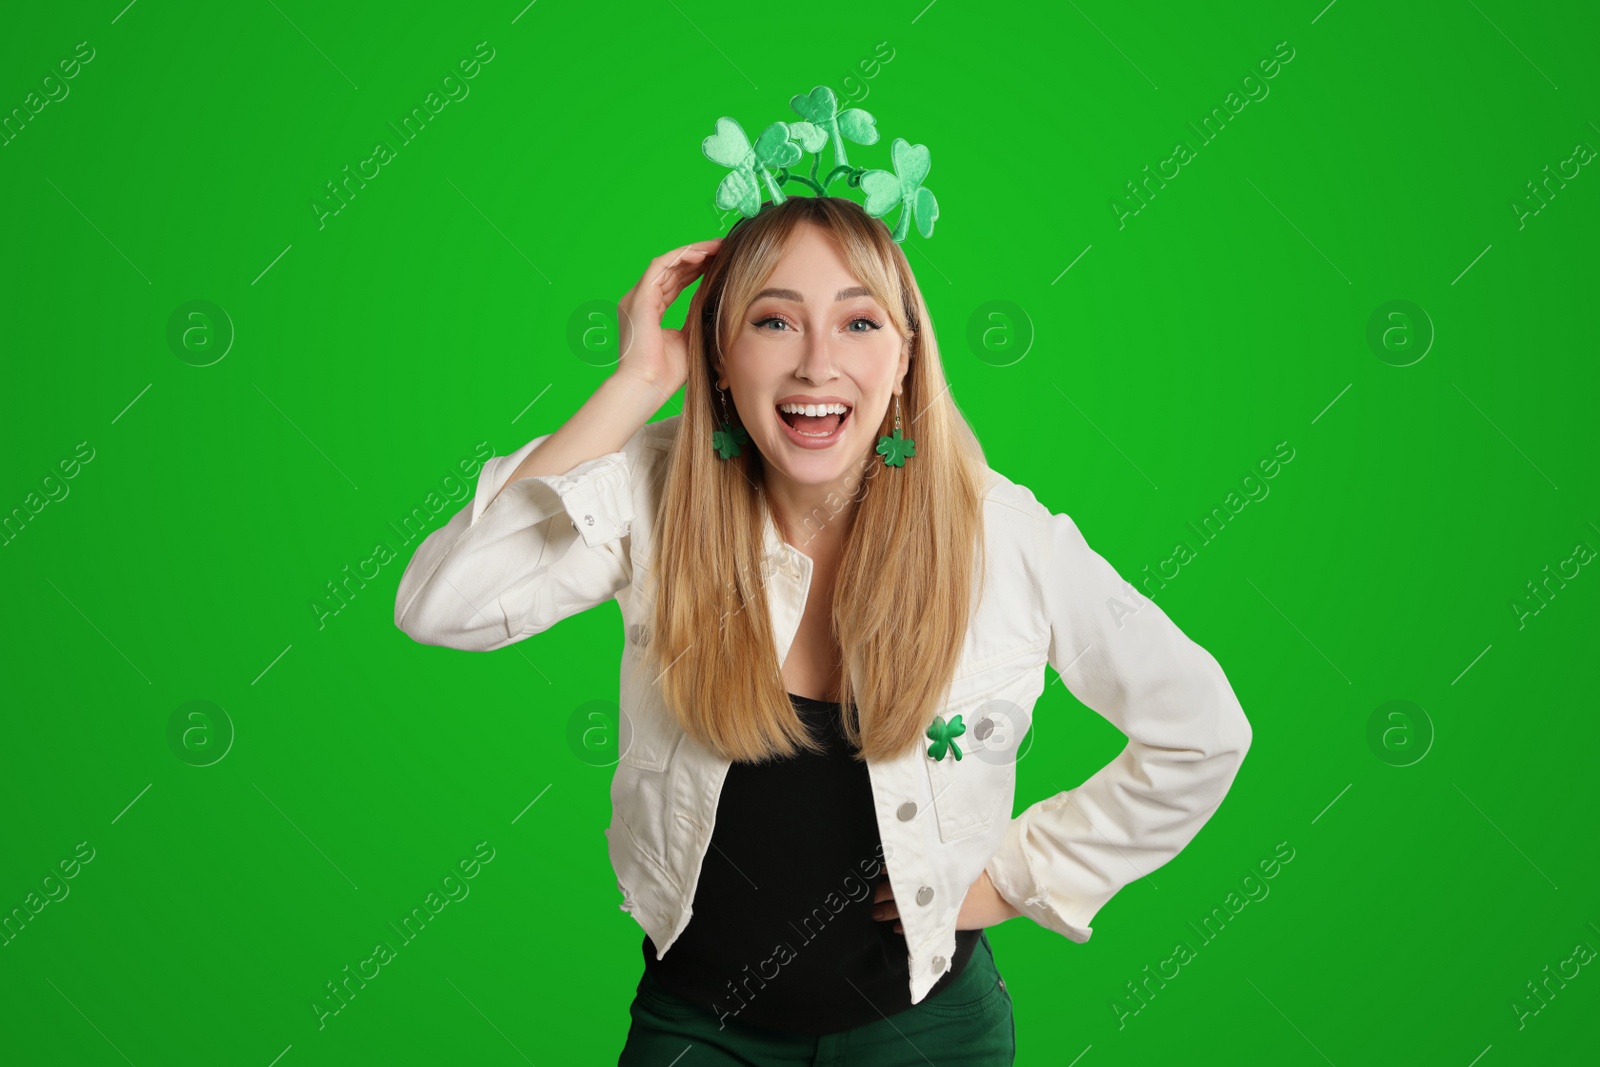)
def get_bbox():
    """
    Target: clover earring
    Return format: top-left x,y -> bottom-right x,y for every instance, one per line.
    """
875,393 -> 916,467
712,386 -> 749,460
